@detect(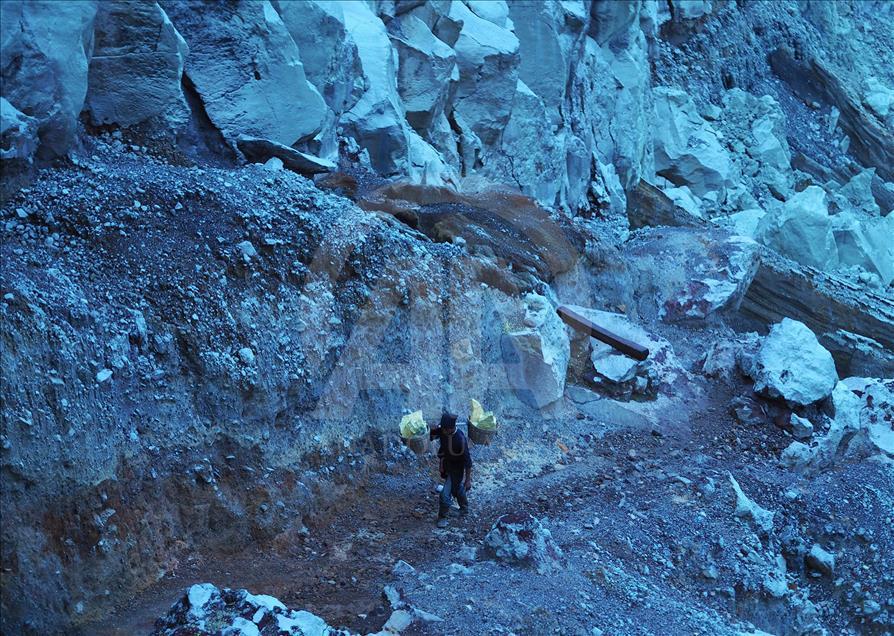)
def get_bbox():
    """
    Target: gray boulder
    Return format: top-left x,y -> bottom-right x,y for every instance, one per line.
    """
162,0 -> 327,147
85,1 -> 189,128
392,15 -> 456,133
747,318 -> 838,406
273,0 -> 364,116
0,0 -> 98,158
501,293 -> 570,409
